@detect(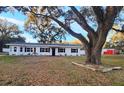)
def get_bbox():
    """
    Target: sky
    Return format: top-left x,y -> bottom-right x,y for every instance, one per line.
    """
0,8 -> 121,43
0,10 -> 83,43
0,11 -> 38,42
